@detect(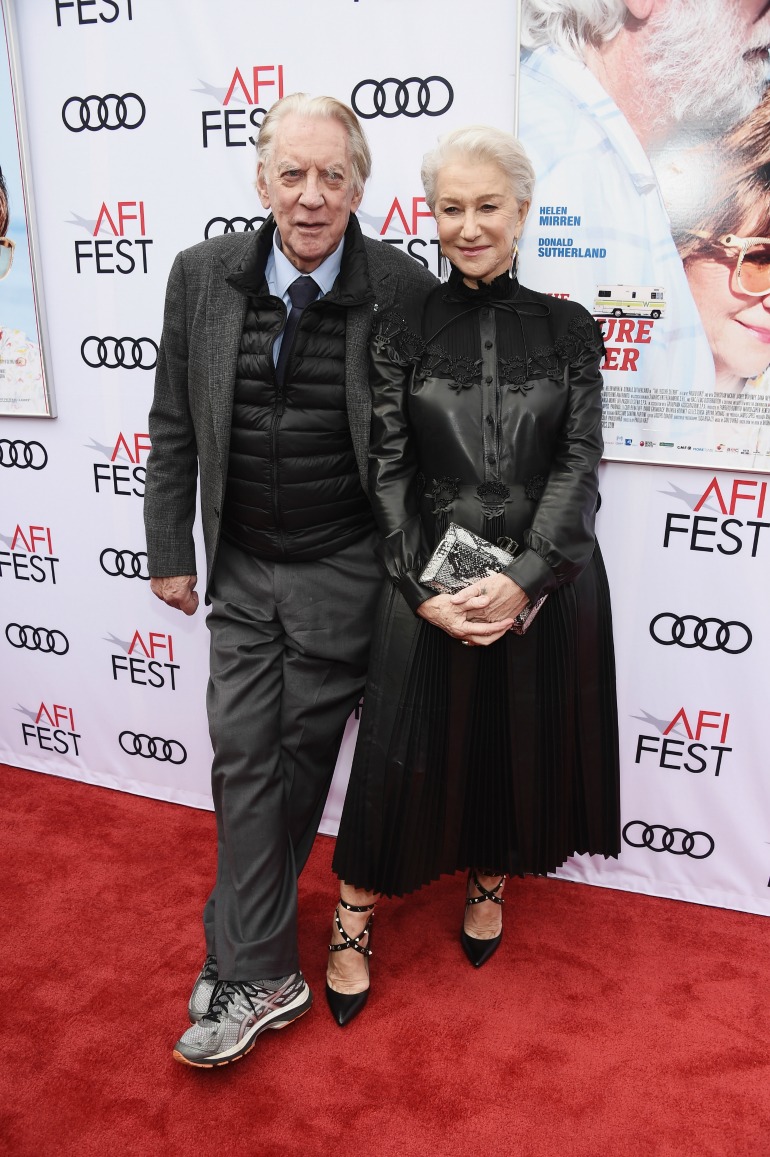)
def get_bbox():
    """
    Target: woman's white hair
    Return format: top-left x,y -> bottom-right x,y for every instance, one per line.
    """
421,125 -> 535,212
520,0 -> 627,58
